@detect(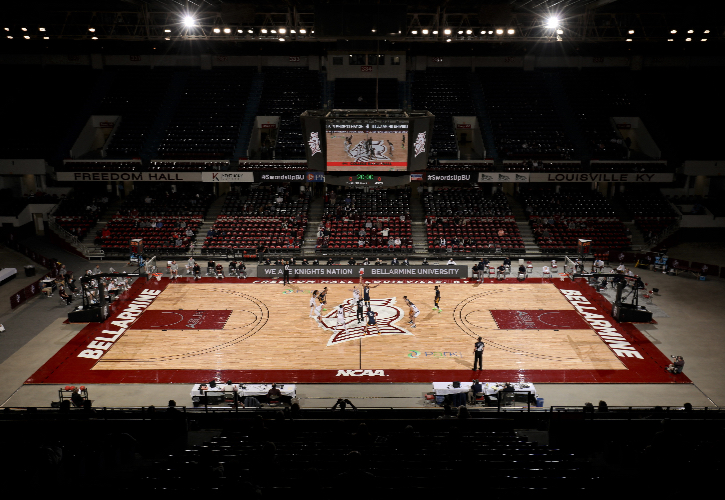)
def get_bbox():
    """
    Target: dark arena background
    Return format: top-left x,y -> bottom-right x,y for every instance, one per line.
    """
1,0 -> 724,494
